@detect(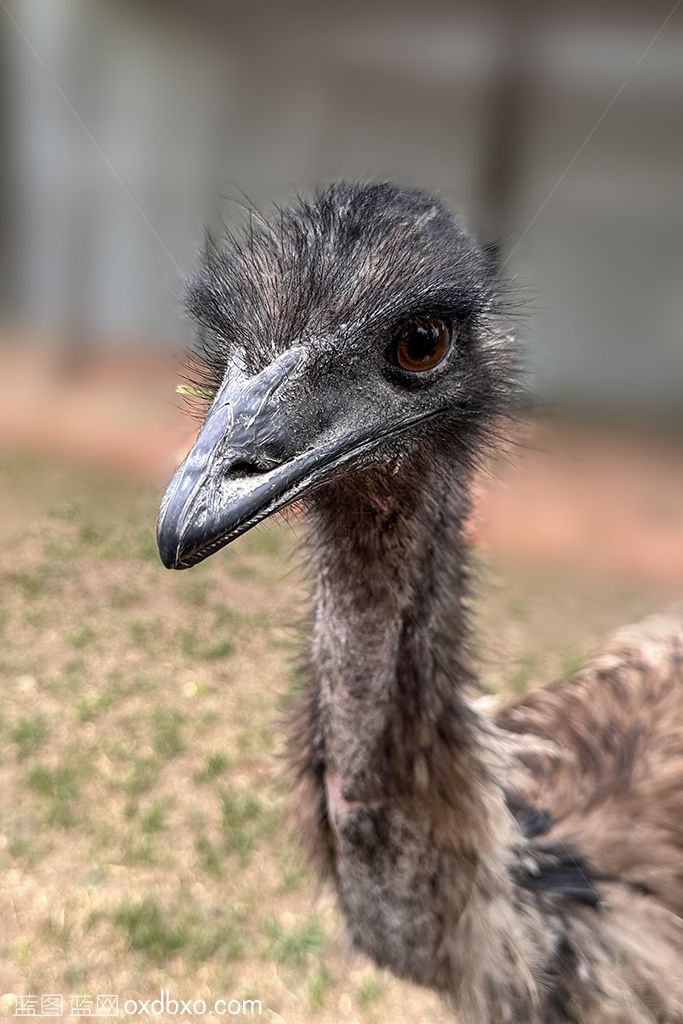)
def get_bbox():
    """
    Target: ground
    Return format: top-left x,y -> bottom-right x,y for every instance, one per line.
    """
0,456 -> 671,1023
